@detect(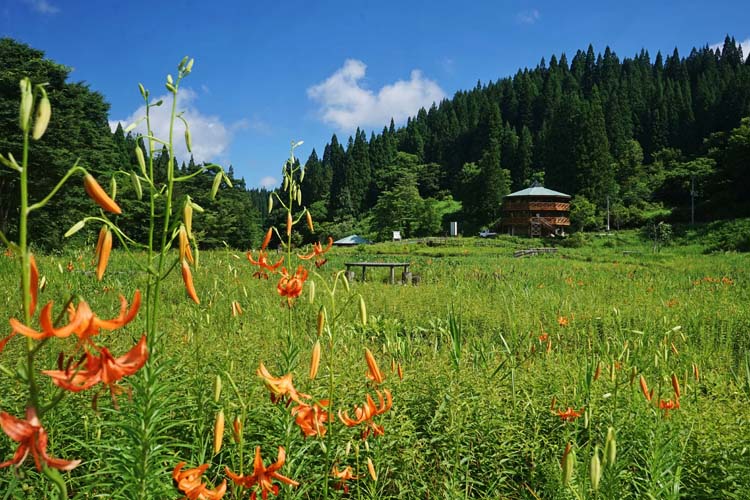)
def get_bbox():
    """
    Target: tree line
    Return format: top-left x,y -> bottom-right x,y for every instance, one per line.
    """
301,35 -> 750,236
